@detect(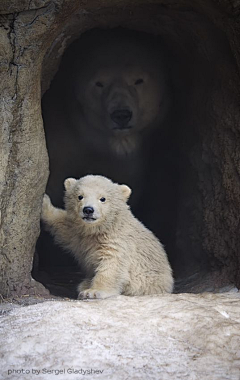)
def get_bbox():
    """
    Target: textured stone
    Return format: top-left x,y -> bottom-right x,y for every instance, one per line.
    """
0,293 -> 240,379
